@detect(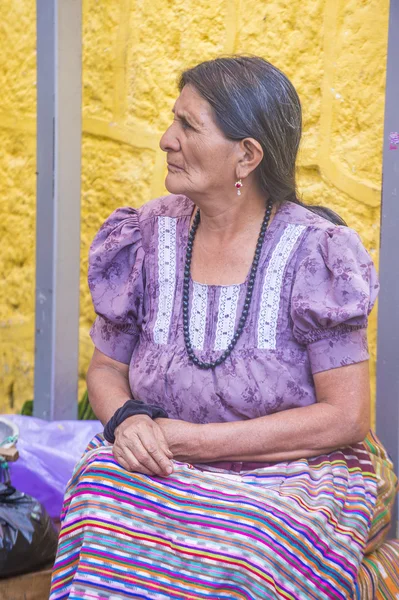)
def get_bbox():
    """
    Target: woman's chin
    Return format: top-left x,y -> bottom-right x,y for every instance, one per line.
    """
165,174 -> 187,195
